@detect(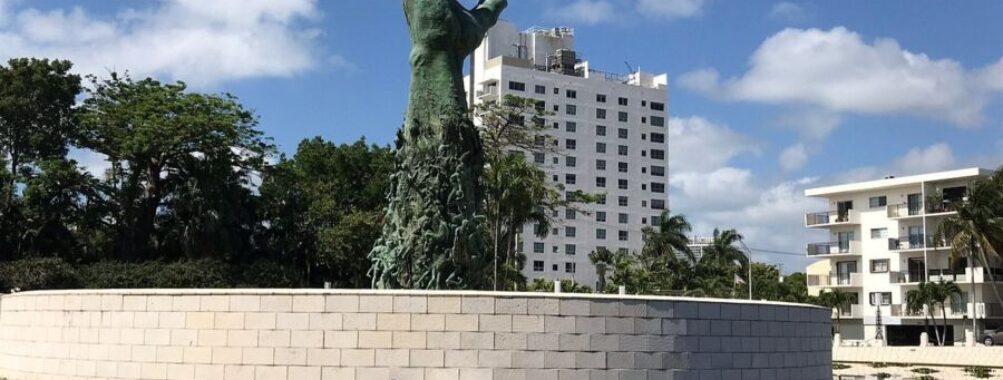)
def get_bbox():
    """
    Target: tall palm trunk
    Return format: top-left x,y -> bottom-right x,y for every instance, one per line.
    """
940,302 -> 950,345
976,247 -> 1003,307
